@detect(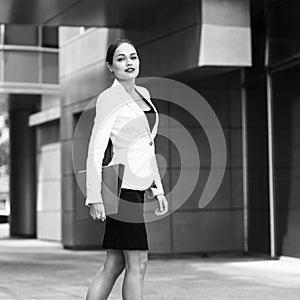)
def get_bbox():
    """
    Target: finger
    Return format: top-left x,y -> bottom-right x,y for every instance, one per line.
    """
161,199 -> 167,212
90,211 -> 96,219
99,209 -> 106,220
159,201 -> 167,214
158,200 -> 164,212
164,200 -> 168,212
